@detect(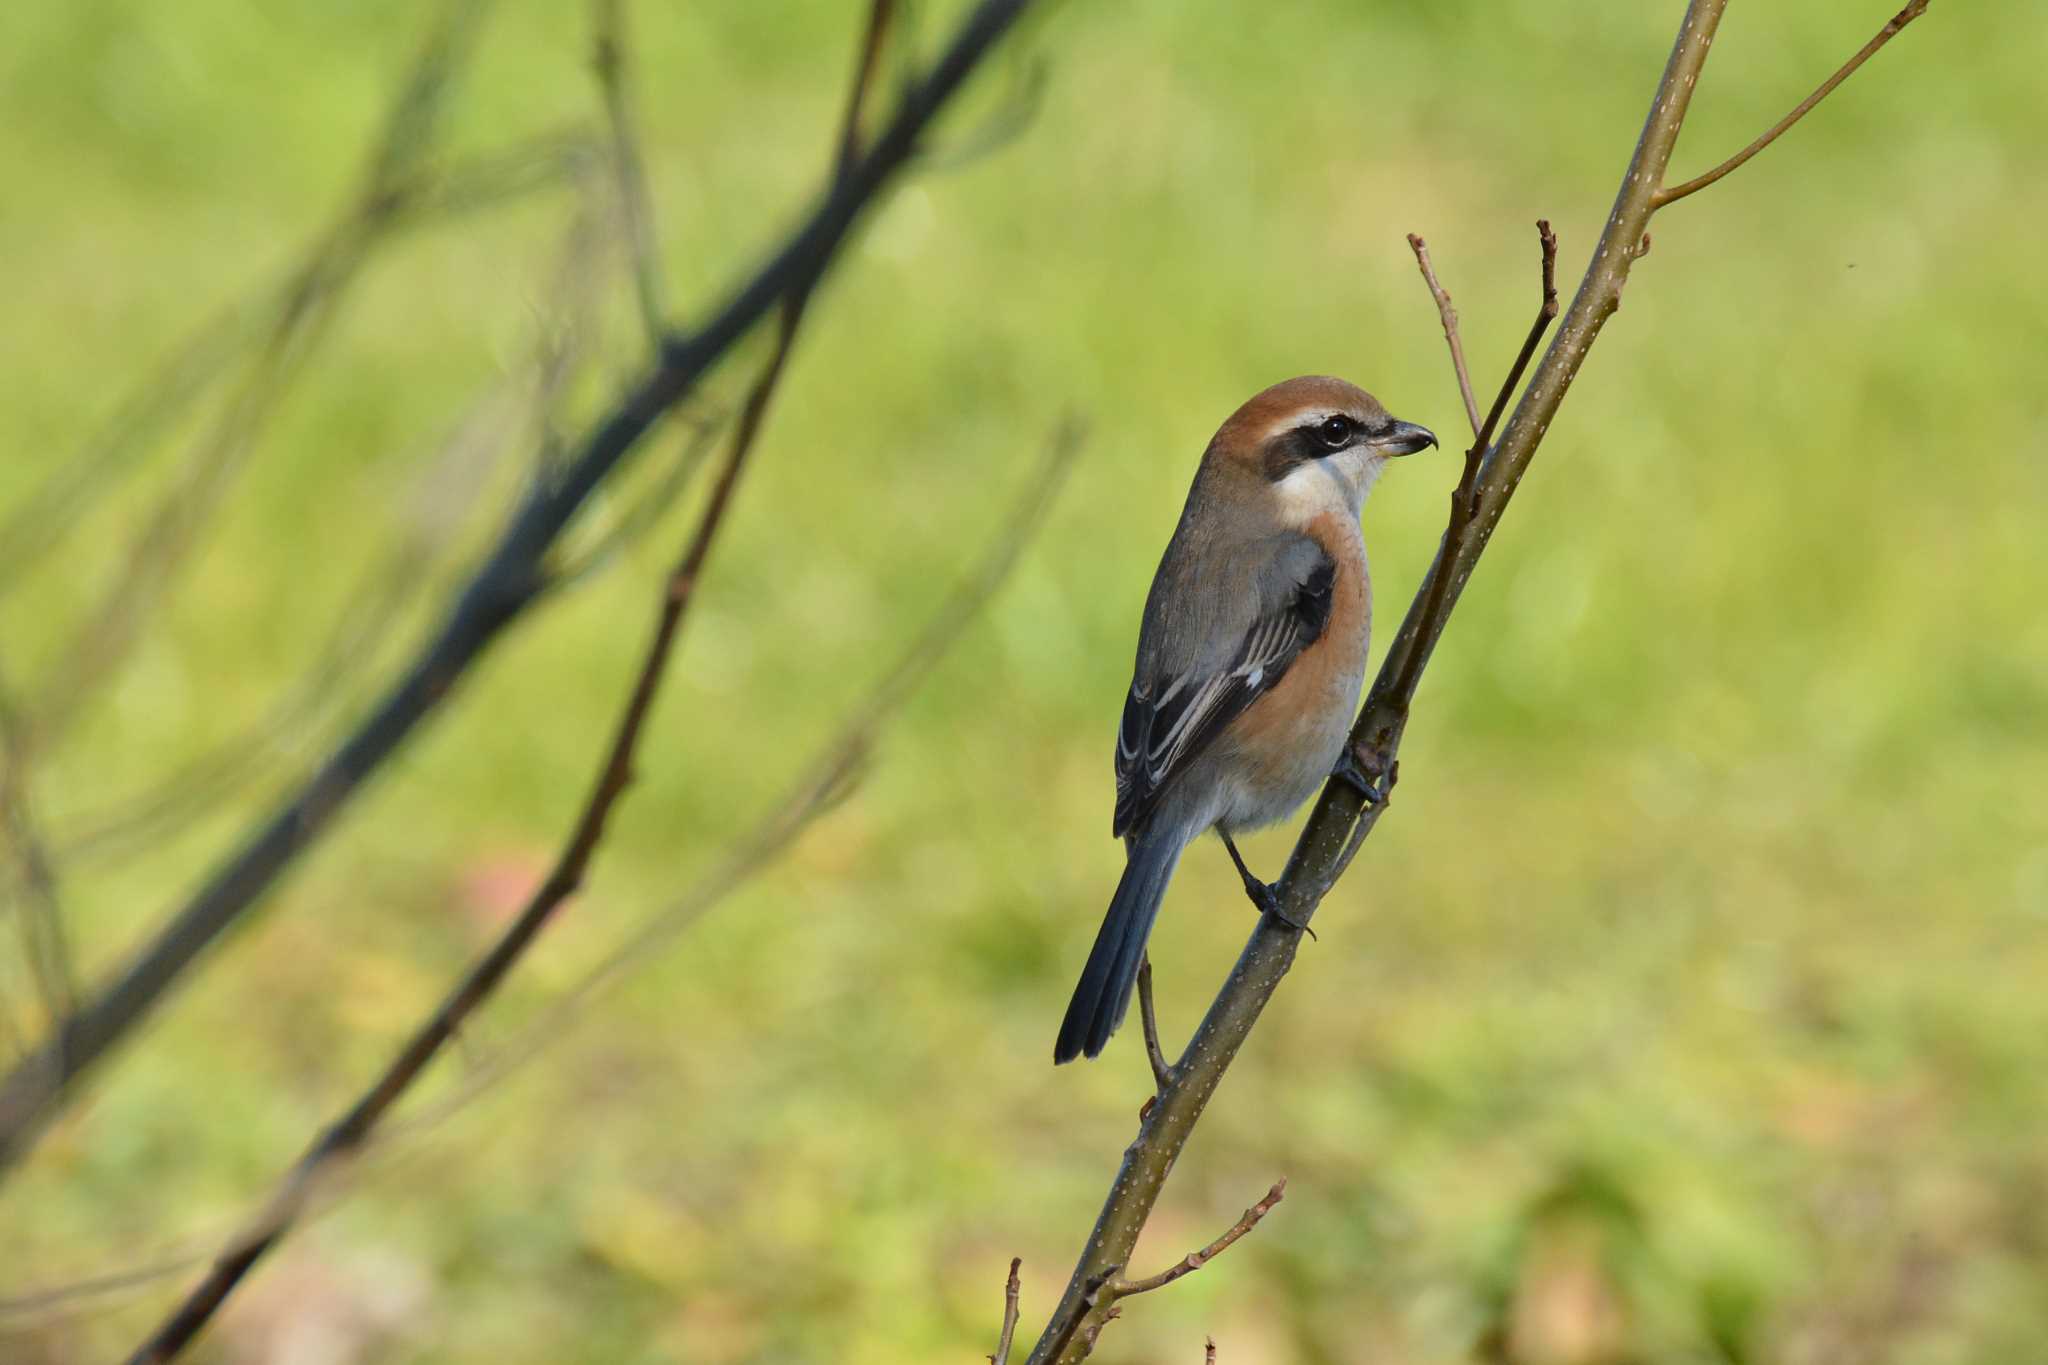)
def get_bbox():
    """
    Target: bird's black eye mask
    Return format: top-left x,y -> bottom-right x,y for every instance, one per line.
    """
1263,413 -> 1393,480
